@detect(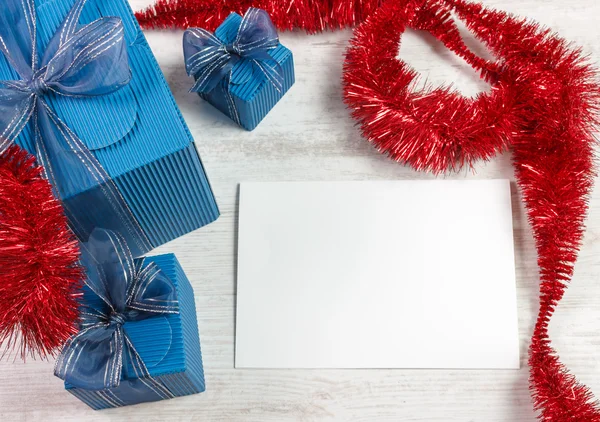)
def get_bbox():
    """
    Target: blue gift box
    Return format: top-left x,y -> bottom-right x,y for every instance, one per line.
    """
65,254 -> 205,409
0,0 -> 220,250
198,12 -> 295,131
